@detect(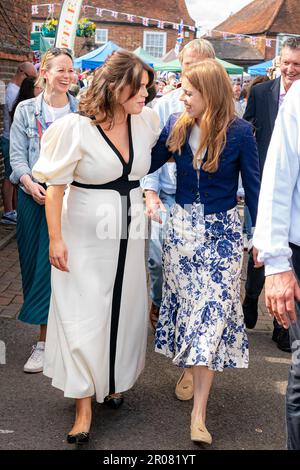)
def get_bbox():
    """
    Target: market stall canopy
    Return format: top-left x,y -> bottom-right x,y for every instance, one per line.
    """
76,41 -> 120,70
248,60 -> 273,76
154,58 -> 244,74
30,32 -> 54,53
133,47 -> 163,68
161,49 -> 177,62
